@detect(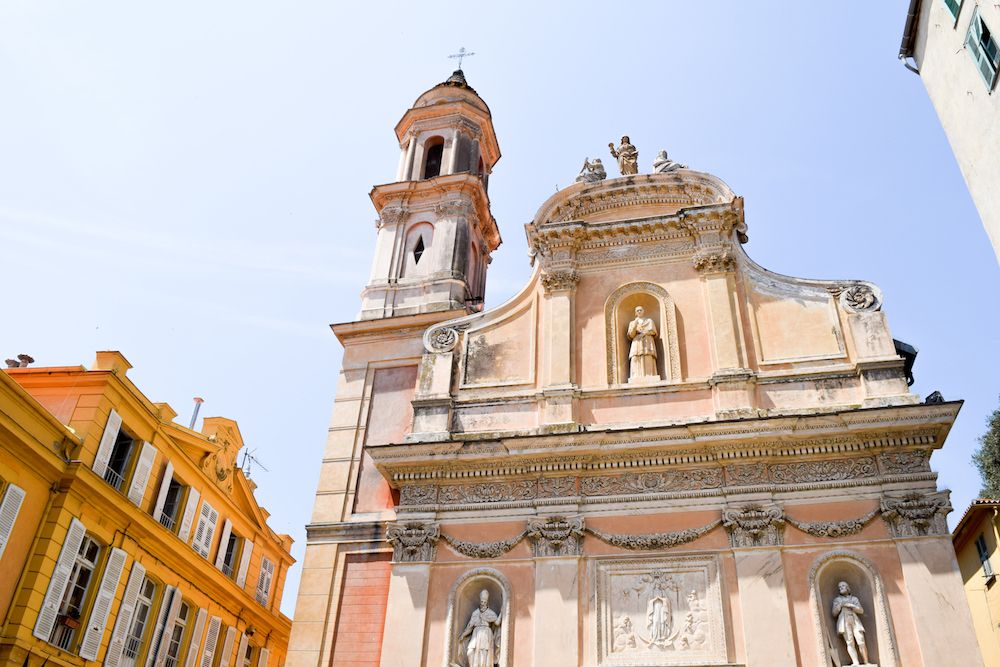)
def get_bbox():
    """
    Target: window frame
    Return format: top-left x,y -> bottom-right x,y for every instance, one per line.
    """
944,0 -> 964,23
163,600 -> 191,667
255,558 -> 275,606
49,534 -> 102,650
158,478 -> 187,533
966,6 -> 1000,91
976,532 -> 996,578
